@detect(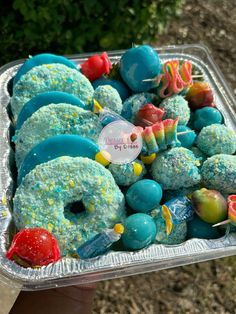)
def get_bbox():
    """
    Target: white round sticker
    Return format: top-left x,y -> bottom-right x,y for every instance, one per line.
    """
98,120 -> 143,164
